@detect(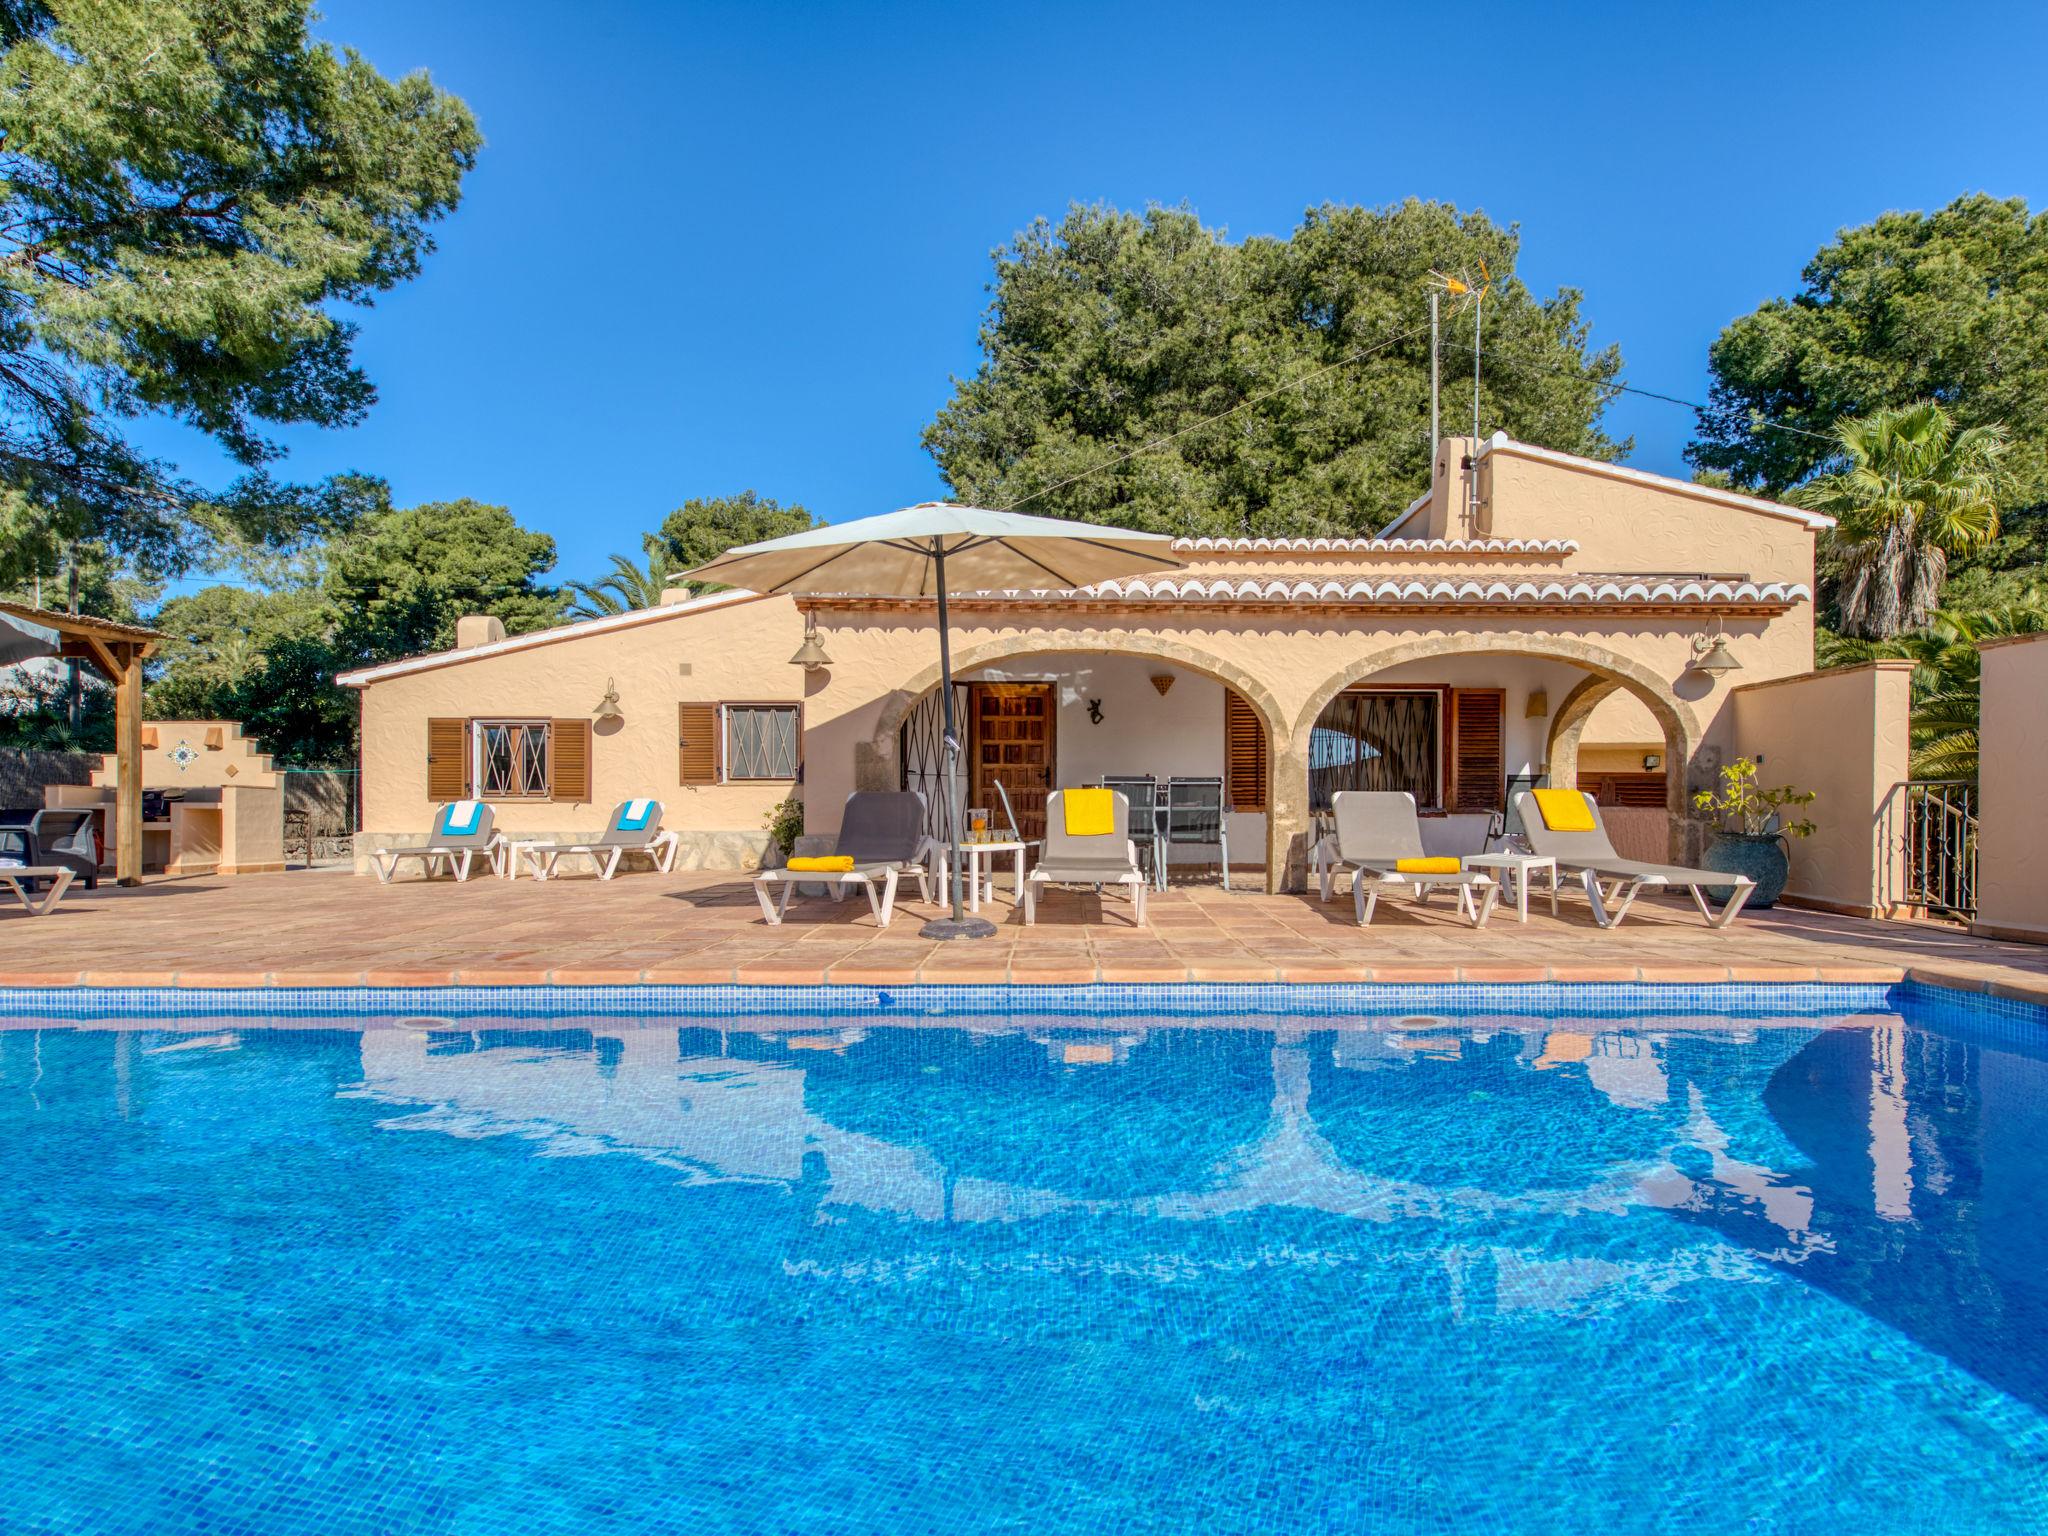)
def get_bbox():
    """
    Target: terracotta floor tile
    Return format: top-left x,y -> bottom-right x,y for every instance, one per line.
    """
1367,964 -> 1461,983
1458,964 -> 1552,983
